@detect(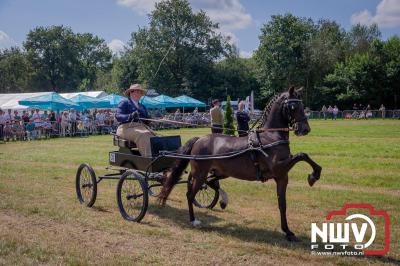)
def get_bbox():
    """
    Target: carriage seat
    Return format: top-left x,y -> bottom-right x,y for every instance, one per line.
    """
113,134 -> 137,149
